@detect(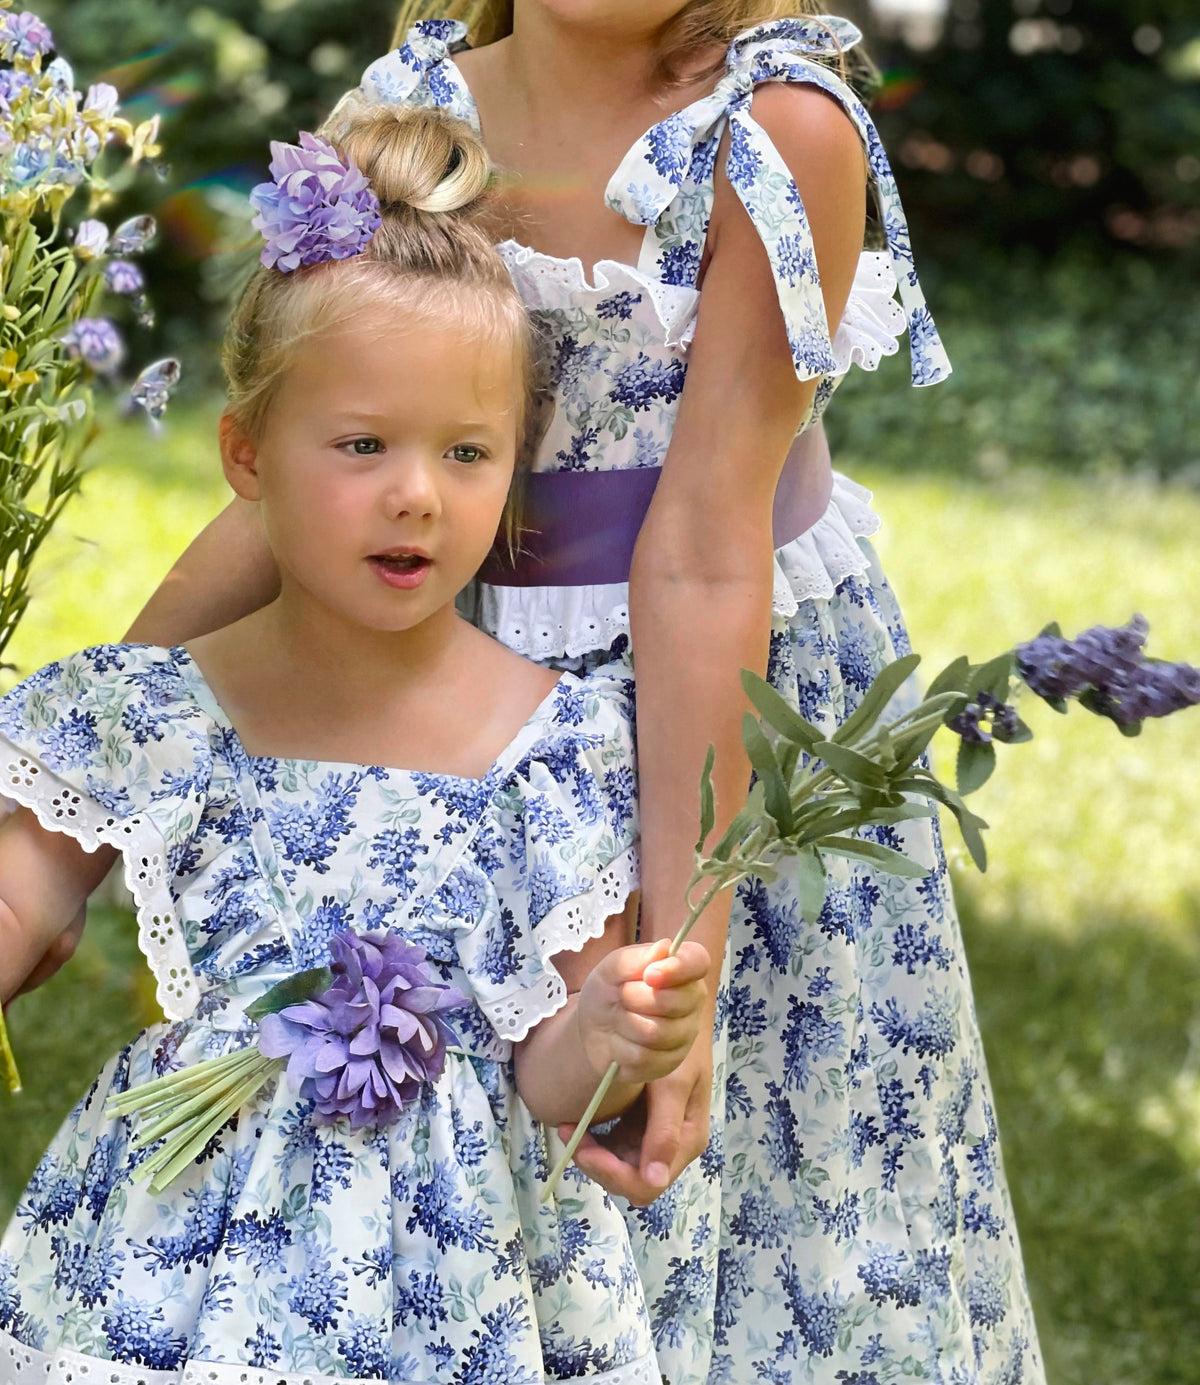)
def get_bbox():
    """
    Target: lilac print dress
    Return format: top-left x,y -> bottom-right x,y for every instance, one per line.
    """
0,645 -> 659,1385
361,16 -> 1045,1385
